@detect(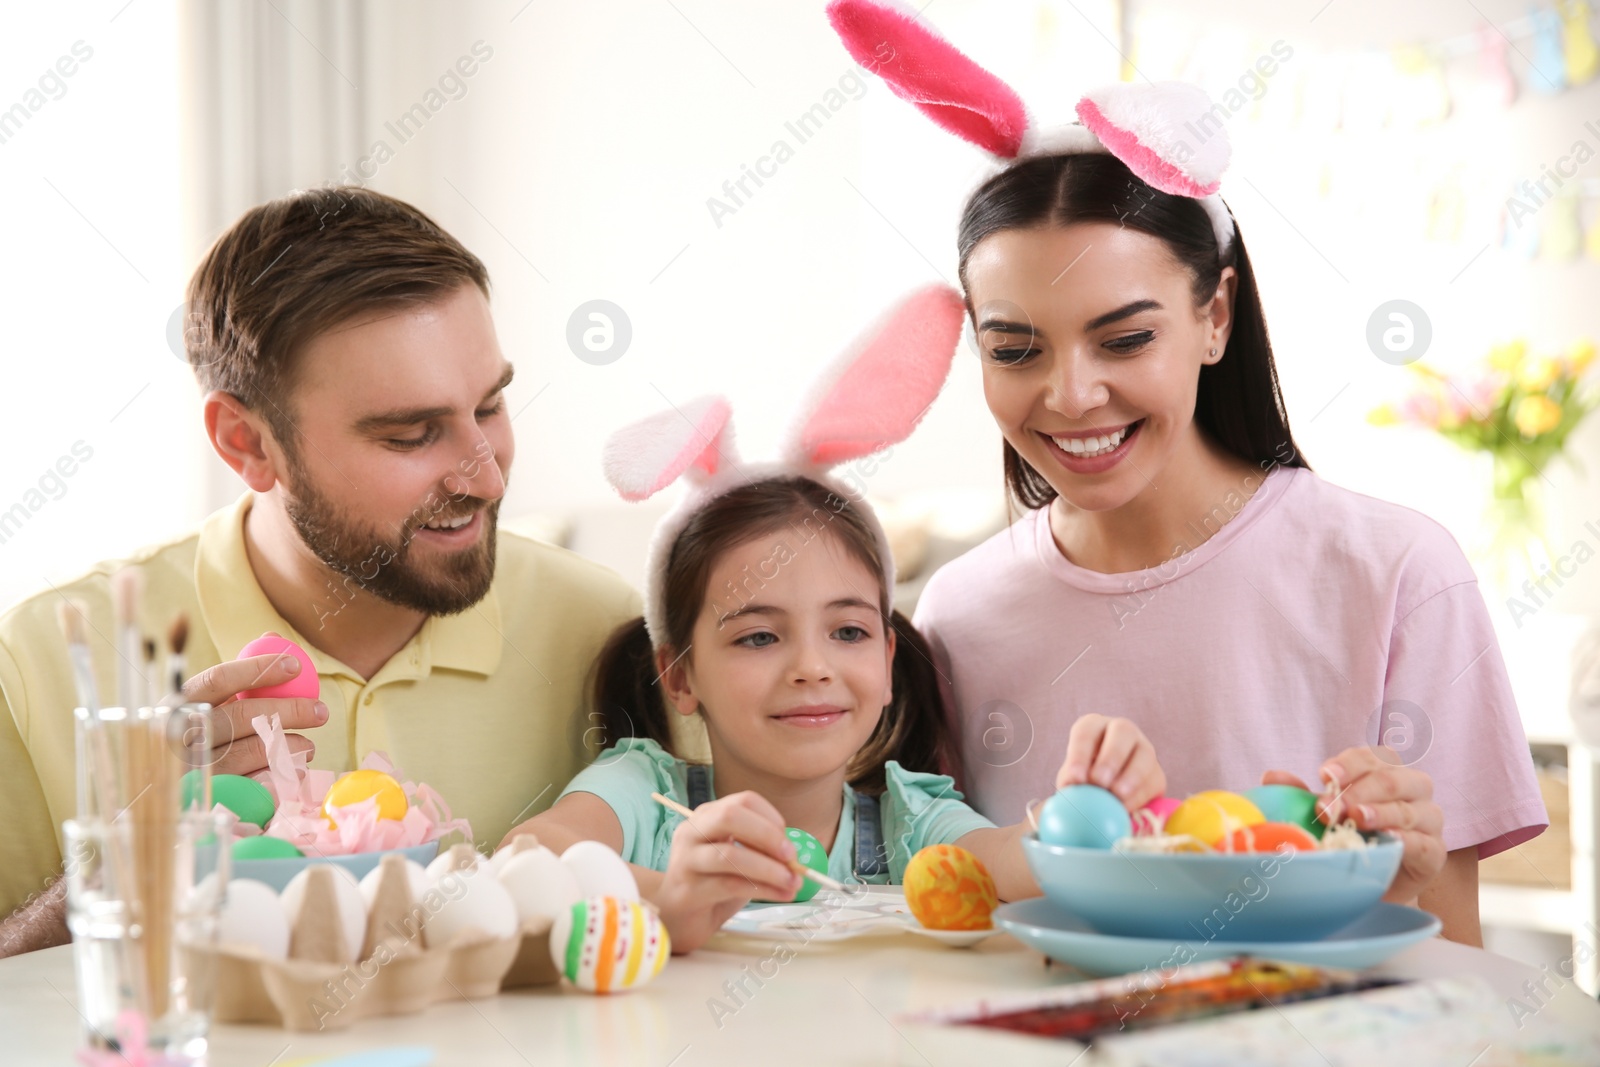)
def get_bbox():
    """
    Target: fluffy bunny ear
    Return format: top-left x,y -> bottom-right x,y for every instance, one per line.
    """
603,396 -> 735,502
1075,82 -> 1230,197
827,0 -> 1029,158
785,285 -> 964,469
